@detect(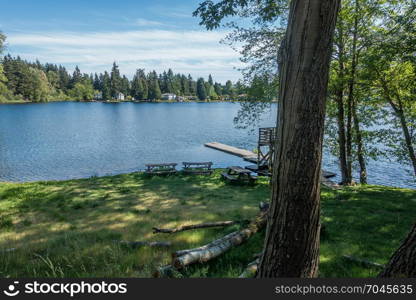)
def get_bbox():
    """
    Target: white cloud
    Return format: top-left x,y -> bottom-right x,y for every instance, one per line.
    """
135,18 -> 164,27
7,29 -> 244,82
